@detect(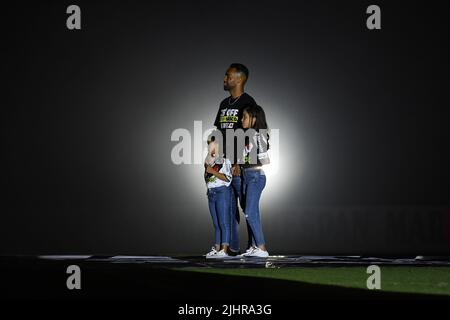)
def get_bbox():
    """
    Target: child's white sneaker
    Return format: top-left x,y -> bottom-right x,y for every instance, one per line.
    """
242,247 -> 269,258
208,249 -> 229,259
245,246 -> 257,254
205,247 -> 218,259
